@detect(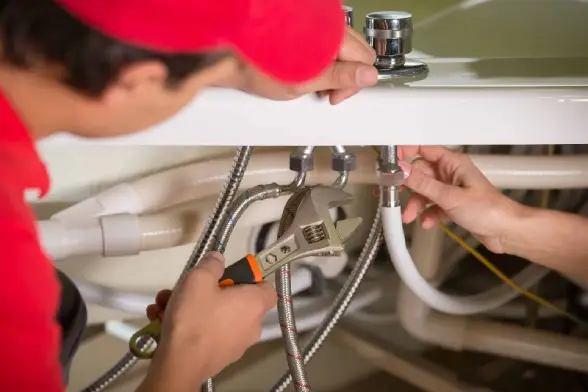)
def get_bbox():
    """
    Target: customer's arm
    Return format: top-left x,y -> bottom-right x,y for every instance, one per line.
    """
397,145 -> 588,281
135,252 -> 277,392
502,206 -> 588,279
